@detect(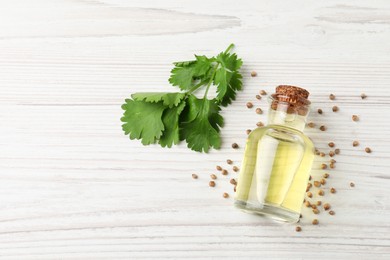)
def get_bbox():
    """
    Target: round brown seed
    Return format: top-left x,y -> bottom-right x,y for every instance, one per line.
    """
353,140 -> 359,147
312,219 -> 319,225
256,94 -> 261,100
307,122 -> 315,128
329,210 -> 335,215
209,181 -> 215,187
307,192 -> 313,198
317,108 -> 323,114
232,143 -> 239,149
320,178 -> 326,185
318,189 -> 324,196
323,203 -> 331,210
314,181 -> 321,187
230,178 -> 237,185
323,173 -> 329,178
330,187 -> 336,193
246,129 -> 252,135
216,166 -> 222,171
319,125 -> 326,131
329,94 -> 335,100
246,102 -> 253,108
330,159 -> 336,163
256,108 -> 263,114
305,201 -> 311,207
320,152 -> 325,157
295,226 -> 302,232
361,93 -> 367,99
223,192 -> 229,198
316,201 -> 322,206
256,121 -> 264,127
233,166 -> 239,172
350,182 -> 355,187
192,174 -> 198,179
328,142 -> 335,148
222,169 -> 228,175
329,151 -> 335,157
332,106 -> 339,112
227,159 -> 233,165
313,208 -> 320,214
250,71 -> 257,77
311,204 -> 317,209
352,115 -> 359,121
321,163 -> 327,169
330,162 -> 335,169
260,90 -> 267,95
210,174 -> 217,180
335,148 -> 340,154
365,147 -> 372,153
